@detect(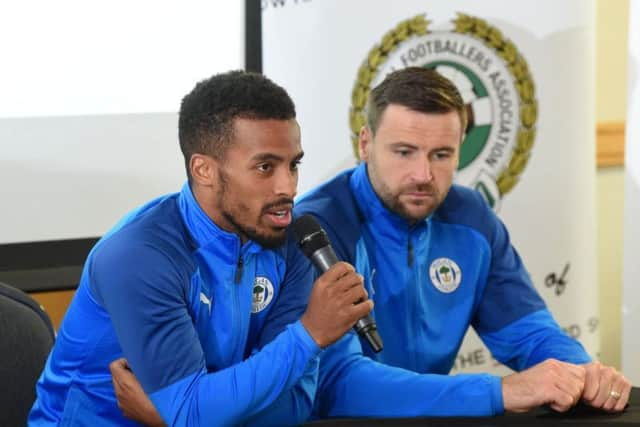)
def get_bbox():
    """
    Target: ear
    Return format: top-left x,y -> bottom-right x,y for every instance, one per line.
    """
189,153 -> 217,187
358,126 -> 372,162
453,144 -> 461,171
